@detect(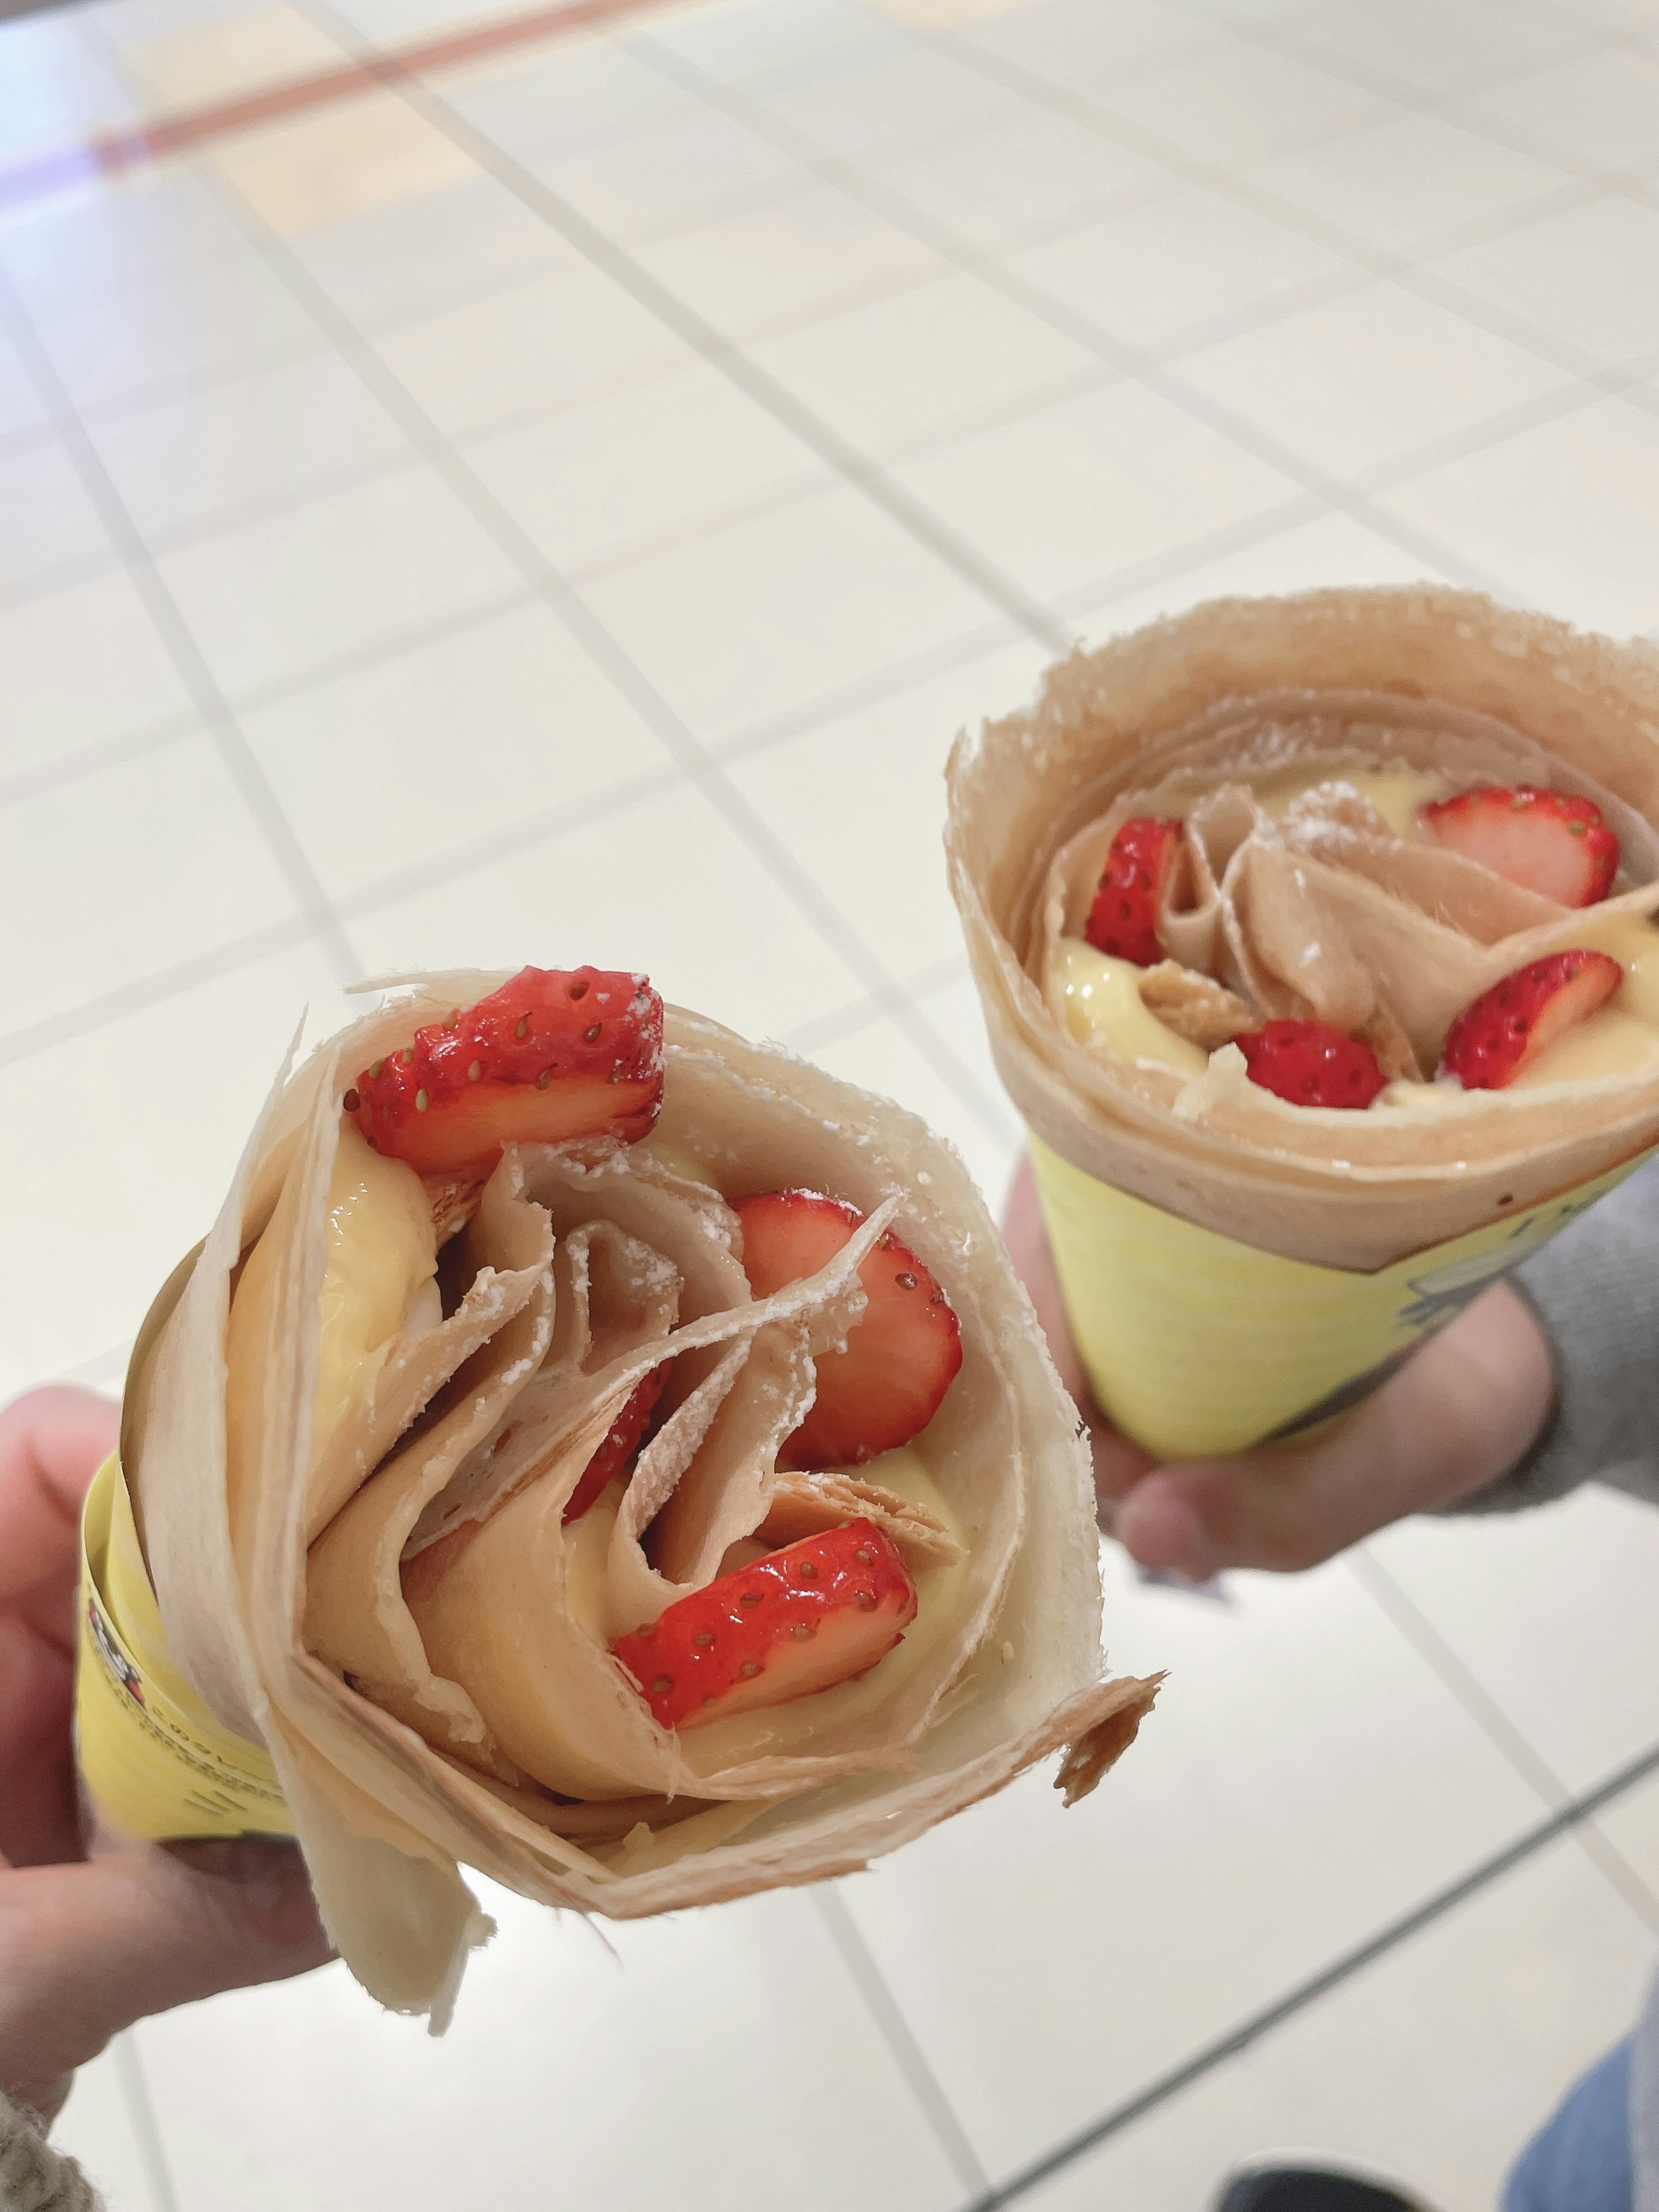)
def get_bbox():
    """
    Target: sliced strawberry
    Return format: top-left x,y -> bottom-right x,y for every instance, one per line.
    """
1236,1019 -> 1386,1110
349,966 -> 663,1177
1085,817 -> 1185,967
613,1519 -> 917,1732
733,1190 -> 963,1468
1419,786 -> 1619,908
1439,950 -> 1623,1090
564,1363 -> 670,1525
